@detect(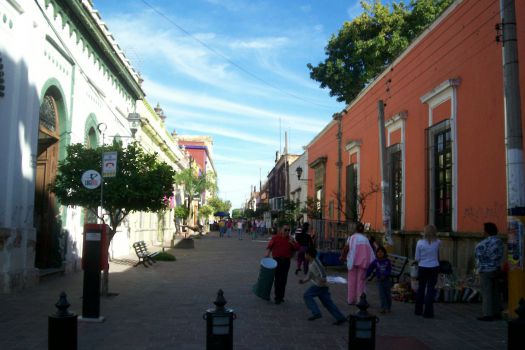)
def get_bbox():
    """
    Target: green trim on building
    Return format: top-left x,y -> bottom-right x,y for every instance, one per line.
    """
84,113 -> 100,145
39,77 -> 71,161
46,0 -> 144,101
